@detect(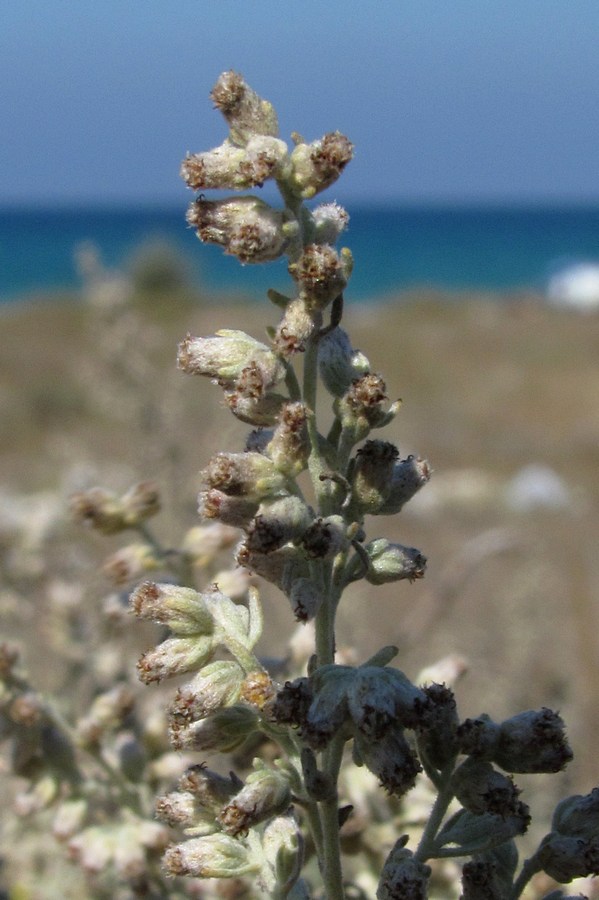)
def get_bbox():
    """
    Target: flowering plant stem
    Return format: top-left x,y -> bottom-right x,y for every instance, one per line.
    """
102,70 -> 599,898
414,768 -> 455,862
300,322 -> 346,897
